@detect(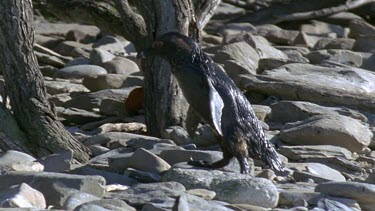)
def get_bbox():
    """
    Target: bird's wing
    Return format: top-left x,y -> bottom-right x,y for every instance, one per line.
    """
207,78 -> 224,136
